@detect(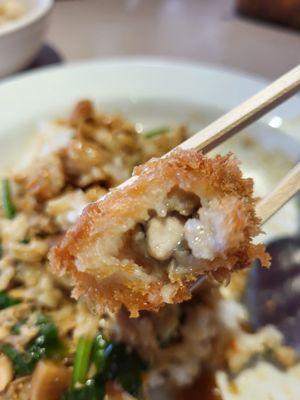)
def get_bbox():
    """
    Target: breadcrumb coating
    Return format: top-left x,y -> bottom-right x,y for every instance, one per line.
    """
50,150 -> 270,317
